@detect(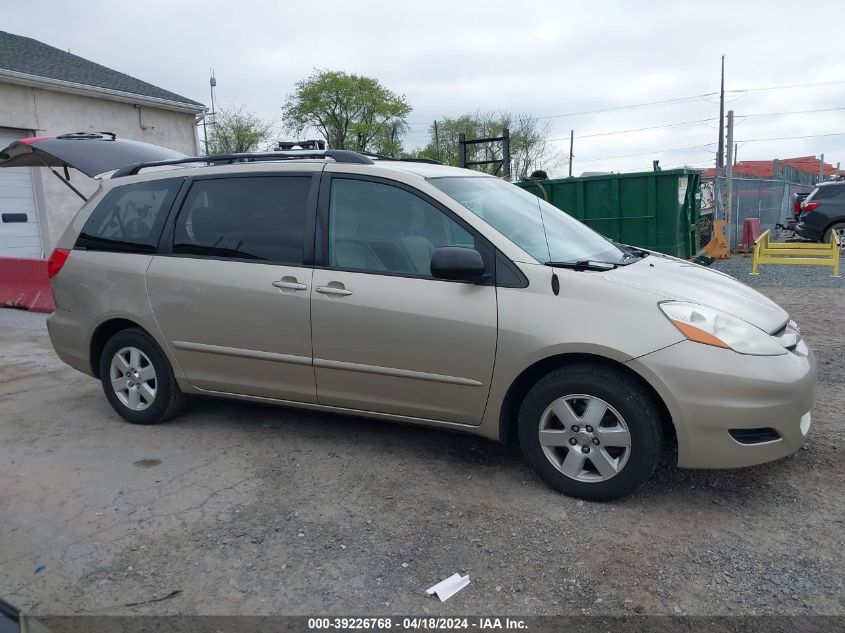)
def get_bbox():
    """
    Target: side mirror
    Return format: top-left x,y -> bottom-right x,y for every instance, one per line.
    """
430,247 -> 485,282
